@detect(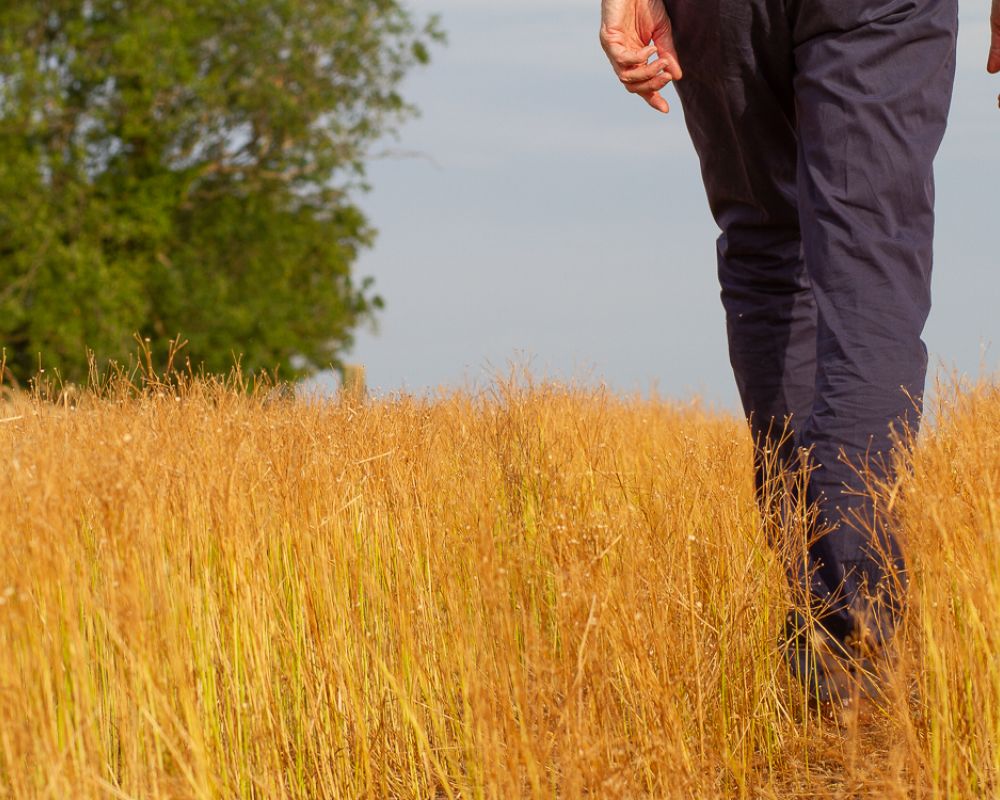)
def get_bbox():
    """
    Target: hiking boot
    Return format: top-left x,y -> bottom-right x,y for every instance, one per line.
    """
779,609 -> 885,717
